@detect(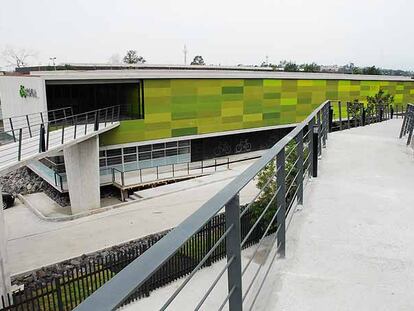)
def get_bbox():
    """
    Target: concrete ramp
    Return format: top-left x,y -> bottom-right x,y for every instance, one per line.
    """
0,107 -> 119,176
